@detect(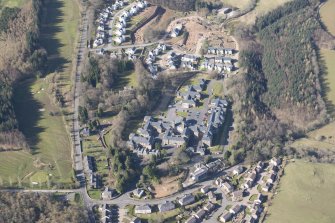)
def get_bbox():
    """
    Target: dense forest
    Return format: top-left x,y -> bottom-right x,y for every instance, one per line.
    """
0,0 -> 47,151
0,192 -> 88,223
227,0 -> 327,162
